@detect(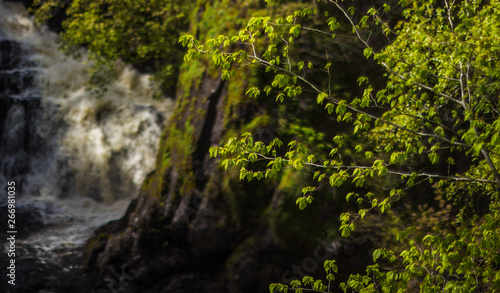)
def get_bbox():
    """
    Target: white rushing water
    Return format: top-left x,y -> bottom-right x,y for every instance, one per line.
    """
0,0 -> 174,264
